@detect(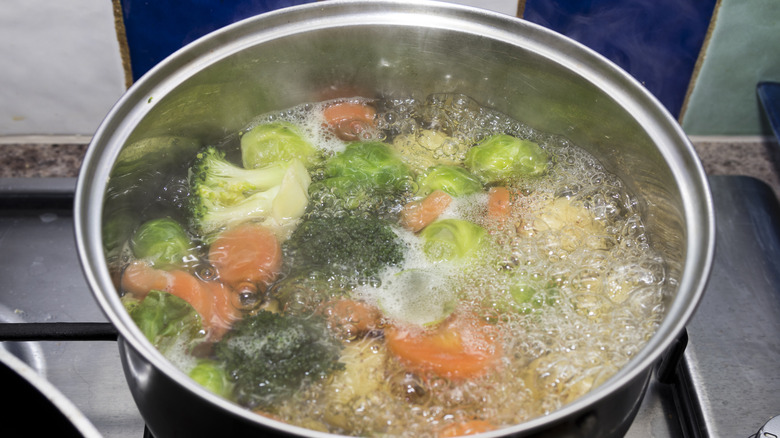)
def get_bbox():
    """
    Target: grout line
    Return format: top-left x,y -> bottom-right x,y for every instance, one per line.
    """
112,0 -> 134,89
0,135 -> 92,145
516,0 -> 526,18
